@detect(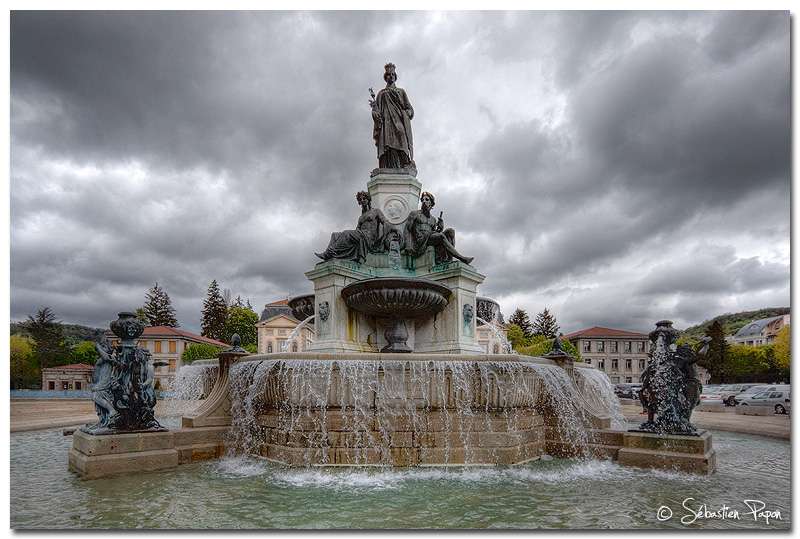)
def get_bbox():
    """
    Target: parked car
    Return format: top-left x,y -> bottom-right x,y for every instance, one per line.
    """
718,384 -> 759,406
613,384 -> 635,399
732,385 -> 775,405
629,384 -> 643,398
699,388 -> 723,404
738,389 -> 790,414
